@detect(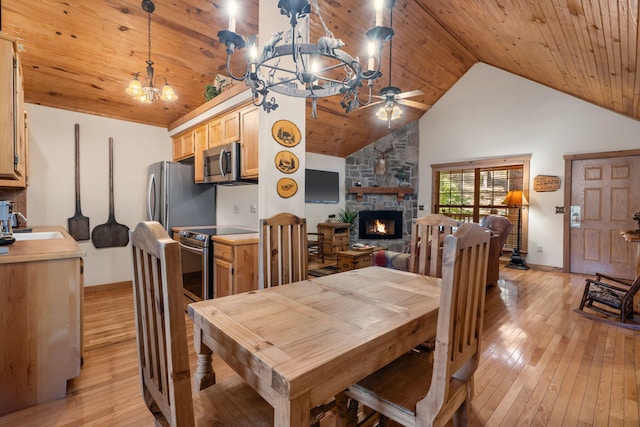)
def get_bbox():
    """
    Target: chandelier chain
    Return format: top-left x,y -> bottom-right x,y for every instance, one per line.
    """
311,0 -> 333,38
